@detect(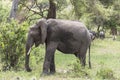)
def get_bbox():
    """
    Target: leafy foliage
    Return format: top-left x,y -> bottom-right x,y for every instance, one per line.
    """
70,59 -> 90,78
97,67 -> 115,79
0,20 -> 29,70
0,1 -> 10,22
70,0 -> 120,31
